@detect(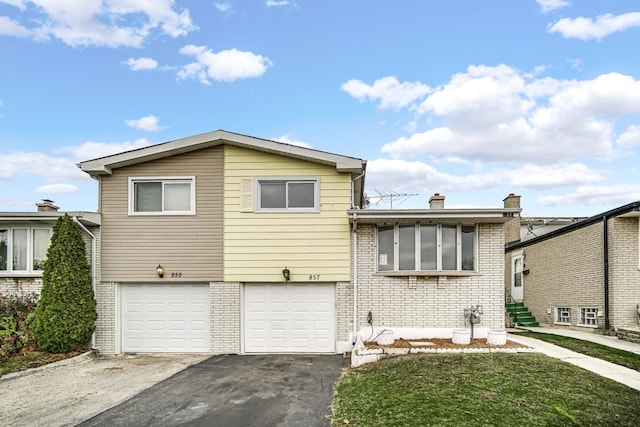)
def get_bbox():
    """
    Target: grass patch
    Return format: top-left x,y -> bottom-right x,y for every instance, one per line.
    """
516,331 -> 640,372
0,347 -> 87,377
331,353 -> 640,426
